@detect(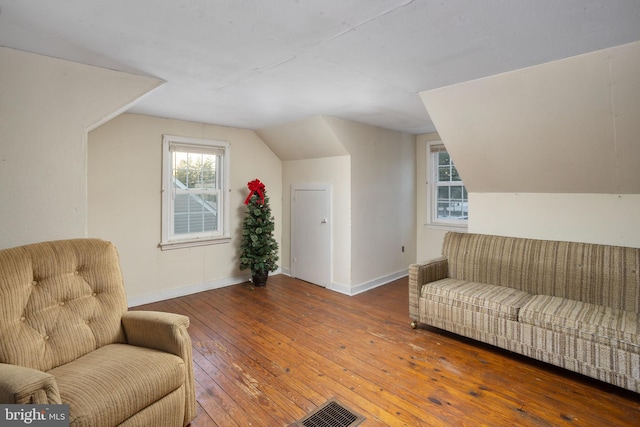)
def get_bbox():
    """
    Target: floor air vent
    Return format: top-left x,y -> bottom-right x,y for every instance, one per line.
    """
293,398 -> 365,427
